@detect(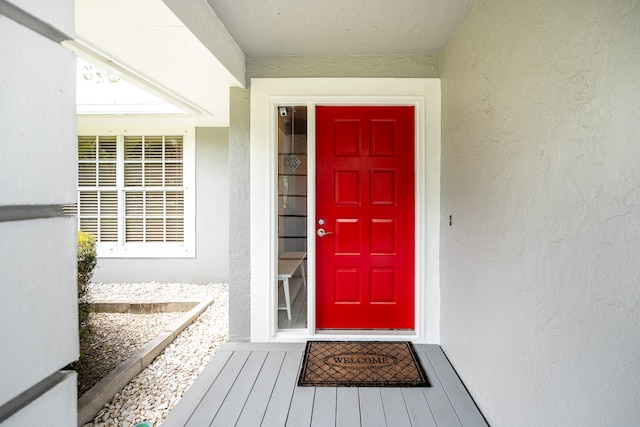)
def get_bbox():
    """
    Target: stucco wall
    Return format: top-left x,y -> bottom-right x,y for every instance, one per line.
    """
0,0 -> 78,424
92,127 -> 230,283
440,1 -> 640,425
247,54 -> 439,80
228,87 -> 252,341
